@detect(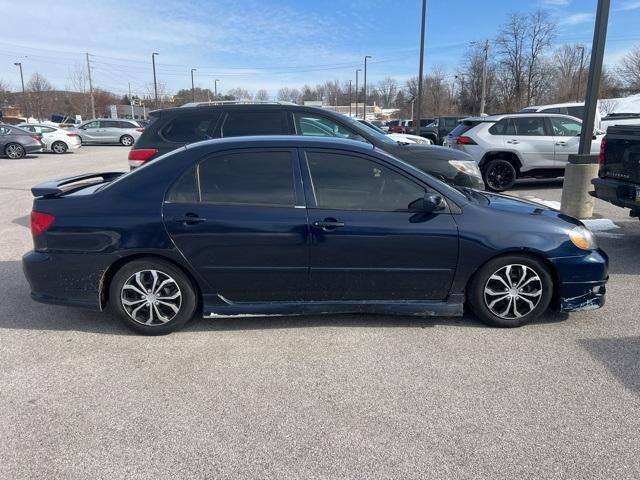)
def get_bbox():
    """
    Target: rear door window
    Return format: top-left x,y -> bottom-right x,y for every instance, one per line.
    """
510,117 -> 547,136
160,112 -> 222,143
220,111 -> 287,137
